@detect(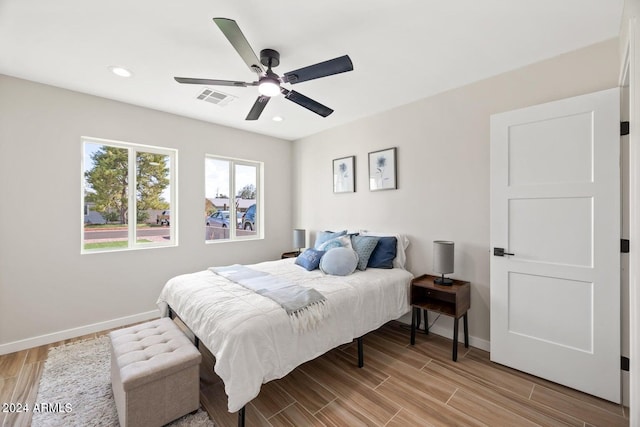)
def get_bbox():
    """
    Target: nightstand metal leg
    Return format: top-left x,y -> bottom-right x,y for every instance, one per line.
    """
410,307 -> 417,345
453,317 -> 459,362
463,313 -> 469,348
423,309 -> 429,335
